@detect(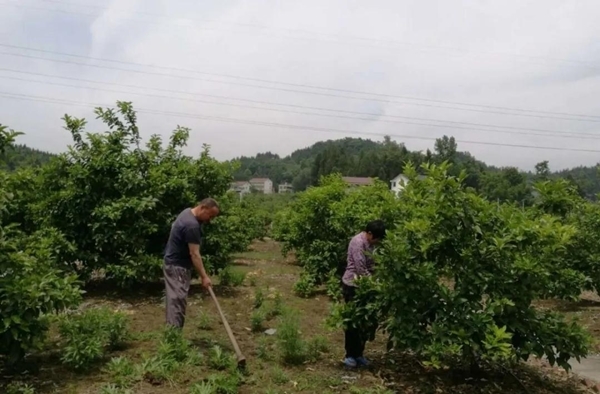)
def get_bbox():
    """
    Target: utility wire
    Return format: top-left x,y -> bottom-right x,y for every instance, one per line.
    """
2,72 -> 599,141
1,43 -> 599,120
14,0 -> 600,71
1,91 -> 600,154
2,67 -> 596,138
2,50 -> 599,123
